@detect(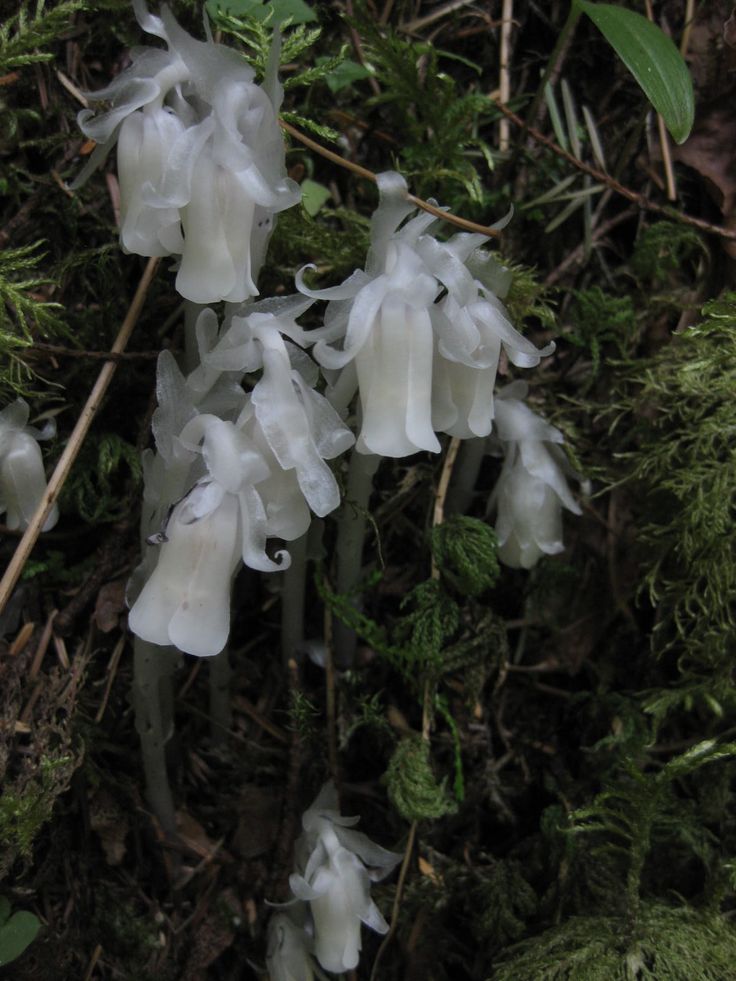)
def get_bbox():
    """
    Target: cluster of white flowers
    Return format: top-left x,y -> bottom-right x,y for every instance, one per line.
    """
296,171 -> 554,457
72,0 -> 299,303
127,299 -> 354,656
267,783 -> 400,978
71,3 -> 583,659
0,399 -> 57,533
